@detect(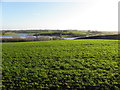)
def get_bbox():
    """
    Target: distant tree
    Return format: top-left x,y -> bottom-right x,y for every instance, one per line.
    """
88,30 -> 91,32
59,30 -> 63,38
2,31 -> 6,35
34,33 -> 40,39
